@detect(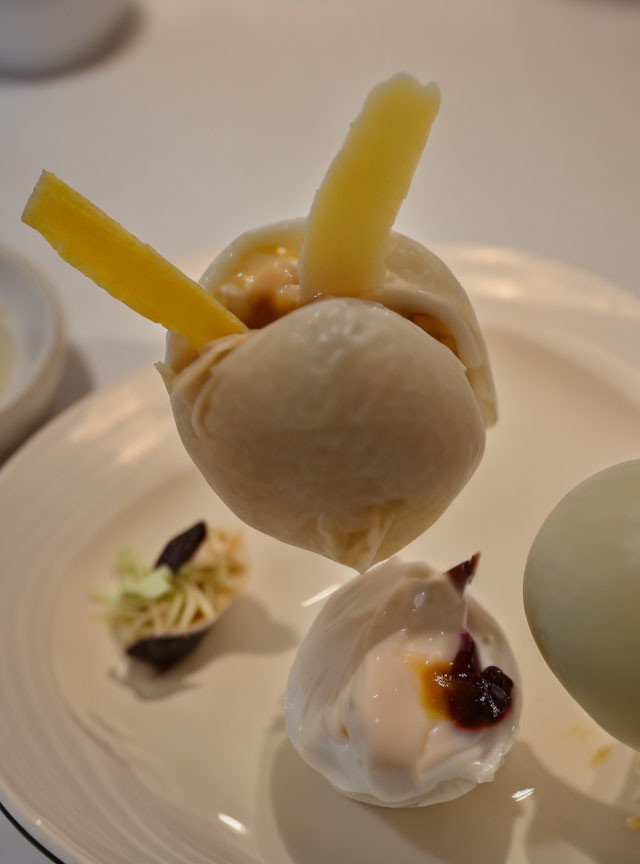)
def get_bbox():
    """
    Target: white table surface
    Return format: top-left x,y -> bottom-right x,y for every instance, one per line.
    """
1,0 -> 639,860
